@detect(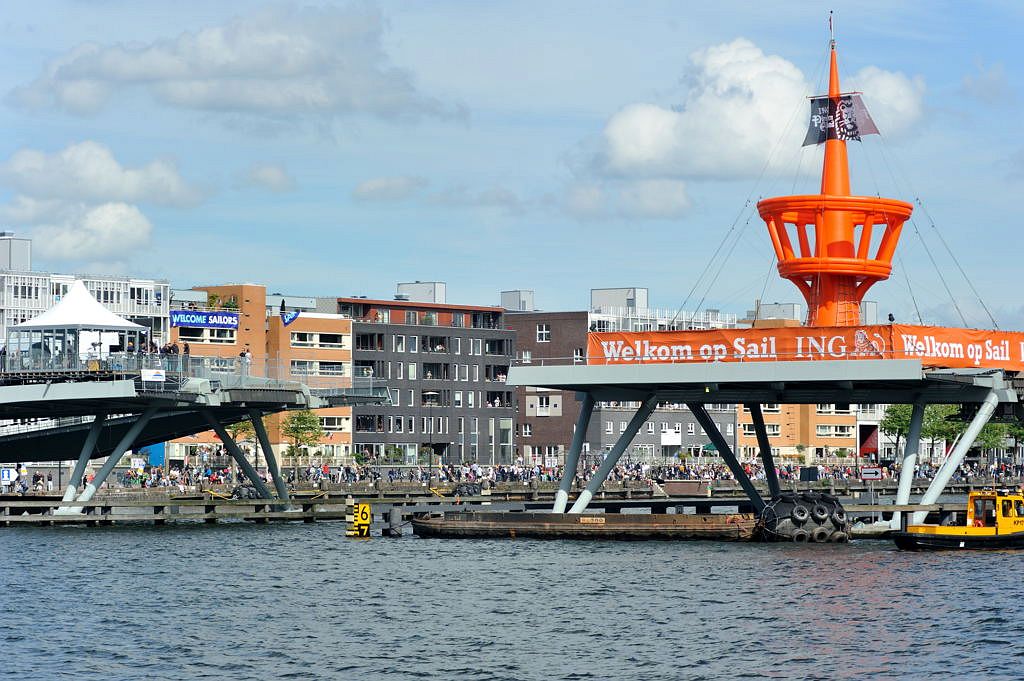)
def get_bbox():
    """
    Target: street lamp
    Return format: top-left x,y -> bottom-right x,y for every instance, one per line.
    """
423,391 -> 439,474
